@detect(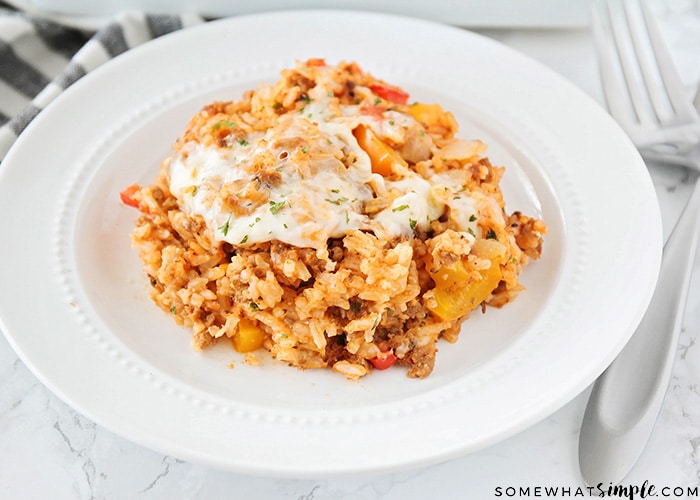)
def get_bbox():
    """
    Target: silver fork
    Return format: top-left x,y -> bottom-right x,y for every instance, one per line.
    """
579,0 -> 700,486
592,0 -> 700,169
